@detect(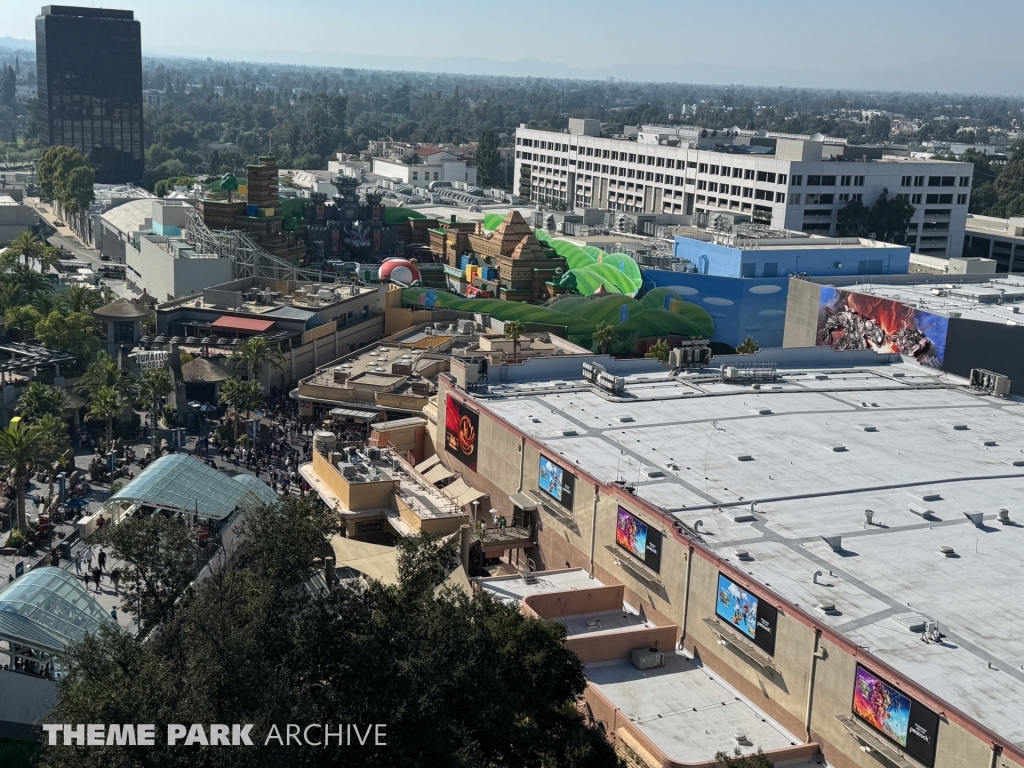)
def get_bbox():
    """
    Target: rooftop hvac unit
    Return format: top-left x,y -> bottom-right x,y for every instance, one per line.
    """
969,368 -> 1011,396
630,647 -> 665,671
457,319 -> 474,334
367,447 -> 381,462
